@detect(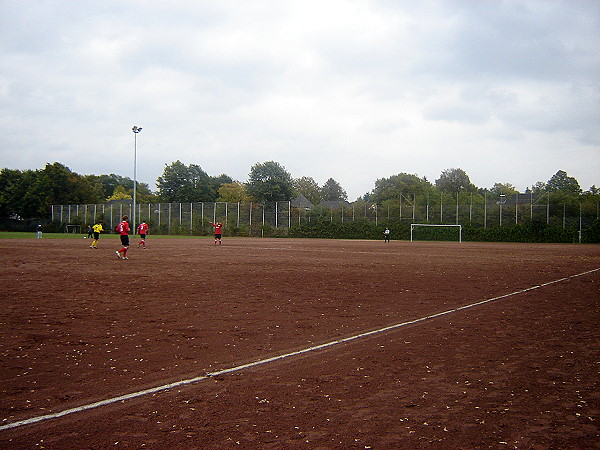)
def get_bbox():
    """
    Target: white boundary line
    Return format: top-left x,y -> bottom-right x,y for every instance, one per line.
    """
1,267 -> 598,432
